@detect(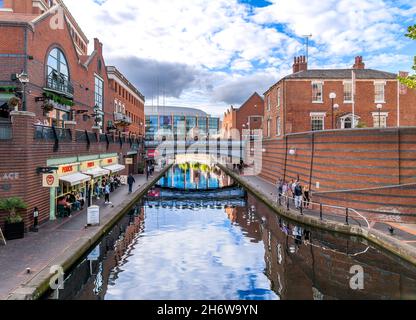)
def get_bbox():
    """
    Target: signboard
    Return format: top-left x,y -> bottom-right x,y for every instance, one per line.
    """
101,157 -> 118,166
120,175 -> 127,185
87,205 -> 100,226
57,163 -> 79,176
125,158 -> 133,165
87,244 -> 101,261
42,173 -> 59,188
81,160 -> 99,171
